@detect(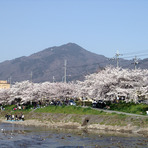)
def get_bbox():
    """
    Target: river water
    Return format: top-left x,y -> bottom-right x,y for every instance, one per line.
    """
0,122 -> 148,148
